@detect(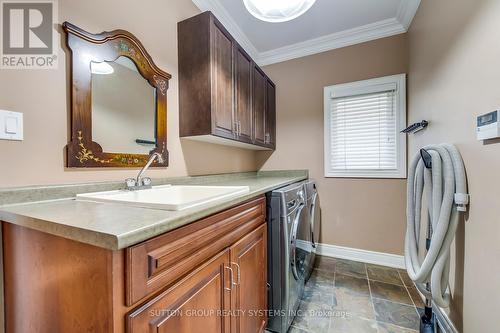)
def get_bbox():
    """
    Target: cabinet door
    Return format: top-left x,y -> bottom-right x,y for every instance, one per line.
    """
211,20 -> 235,139
265,80 -> 276,149
252,66 -> 267,146
229,224 -> 267,333
235,46 -> 253,143
127,250 -> 231,333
